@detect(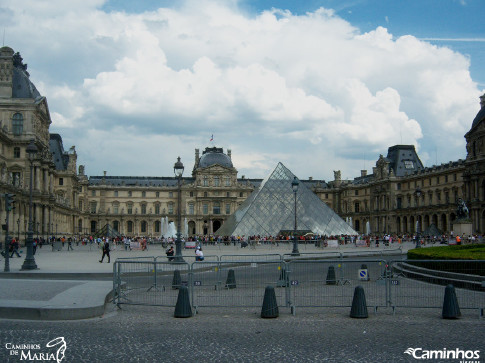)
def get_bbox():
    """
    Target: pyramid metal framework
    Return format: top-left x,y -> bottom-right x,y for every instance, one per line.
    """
217,162 -> 357,237
94,224 -> 121,238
